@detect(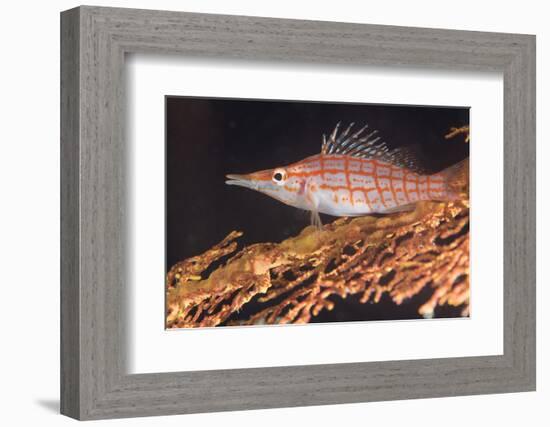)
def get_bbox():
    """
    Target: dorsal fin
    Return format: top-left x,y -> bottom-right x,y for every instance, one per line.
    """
321,122 -> 429,174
